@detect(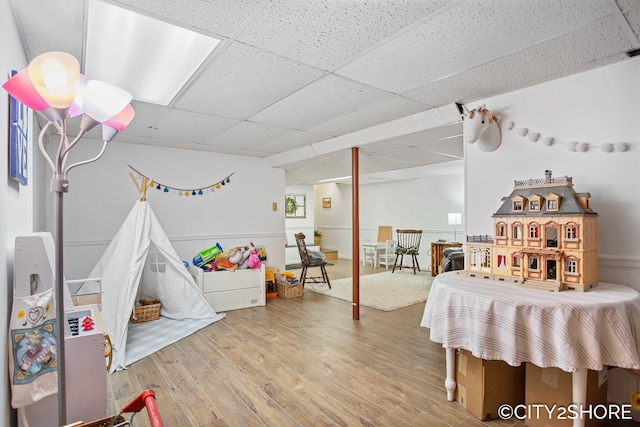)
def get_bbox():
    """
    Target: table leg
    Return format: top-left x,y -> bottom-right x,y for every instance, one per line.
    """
572,368 -> 587,427
445,347 -> 456,401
